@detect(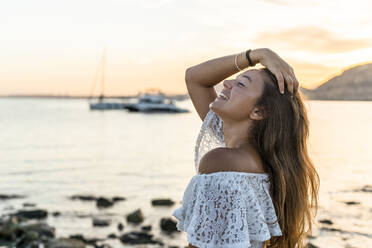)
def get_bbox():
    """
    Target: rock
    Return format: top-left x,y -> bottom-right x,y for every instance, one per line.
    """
68,234 -> 105,246
344,201 -> 360,205
307,234 -> 316,239
160,218 -> 178,233
93,218 -> 111,227
318,219 -> 333,225
320,227 -> 342,232
47,237 -> 86,248
0,213 -> 112,248
151,198 -> 175,206
85,237 -> 105,245
0,216 -> 56,247
141,225 -> 152,232
119,231 -> 161,245
0,194 -> 26,200
20,222 -> 55,238
52,211 -> 61,217
25,230 -> 39,239
68,234 -> 87,243
70,195 -> 126,206
12,209 -> 48,220
319,226 -> 372,239
96,197 -> 114,208
126,209 -> 144,224
112,196 -> 126,202
69,194 -> 97,201
307,242 -> 319,248
360,185 -> 372,193
107,233 -> 117,239
16,230 -> 39,247
95,244 -> 112,248
117,223 -> 124,231
0,216 -> 22,241
23,240 -> 40,248
22,202 -> 36,207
